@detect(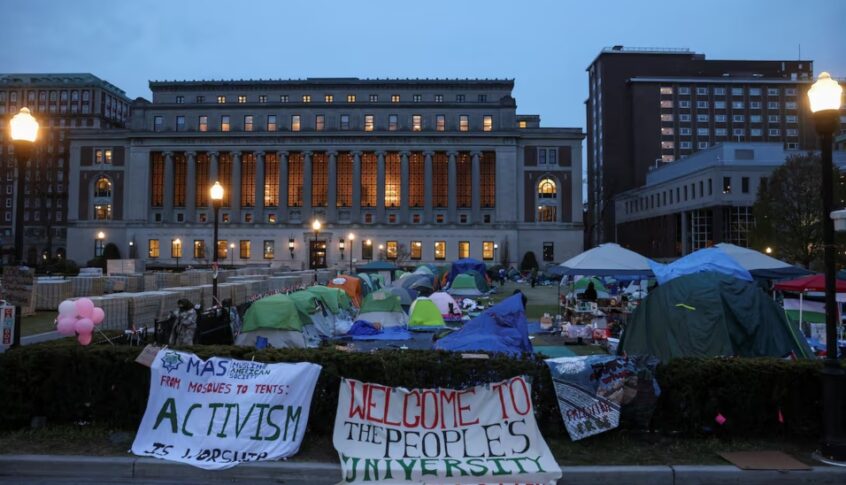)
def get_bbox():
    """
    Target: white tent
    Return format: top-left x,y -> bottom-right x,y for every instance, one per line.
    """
714,243 -> 811,280
558,243 -> 654,277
